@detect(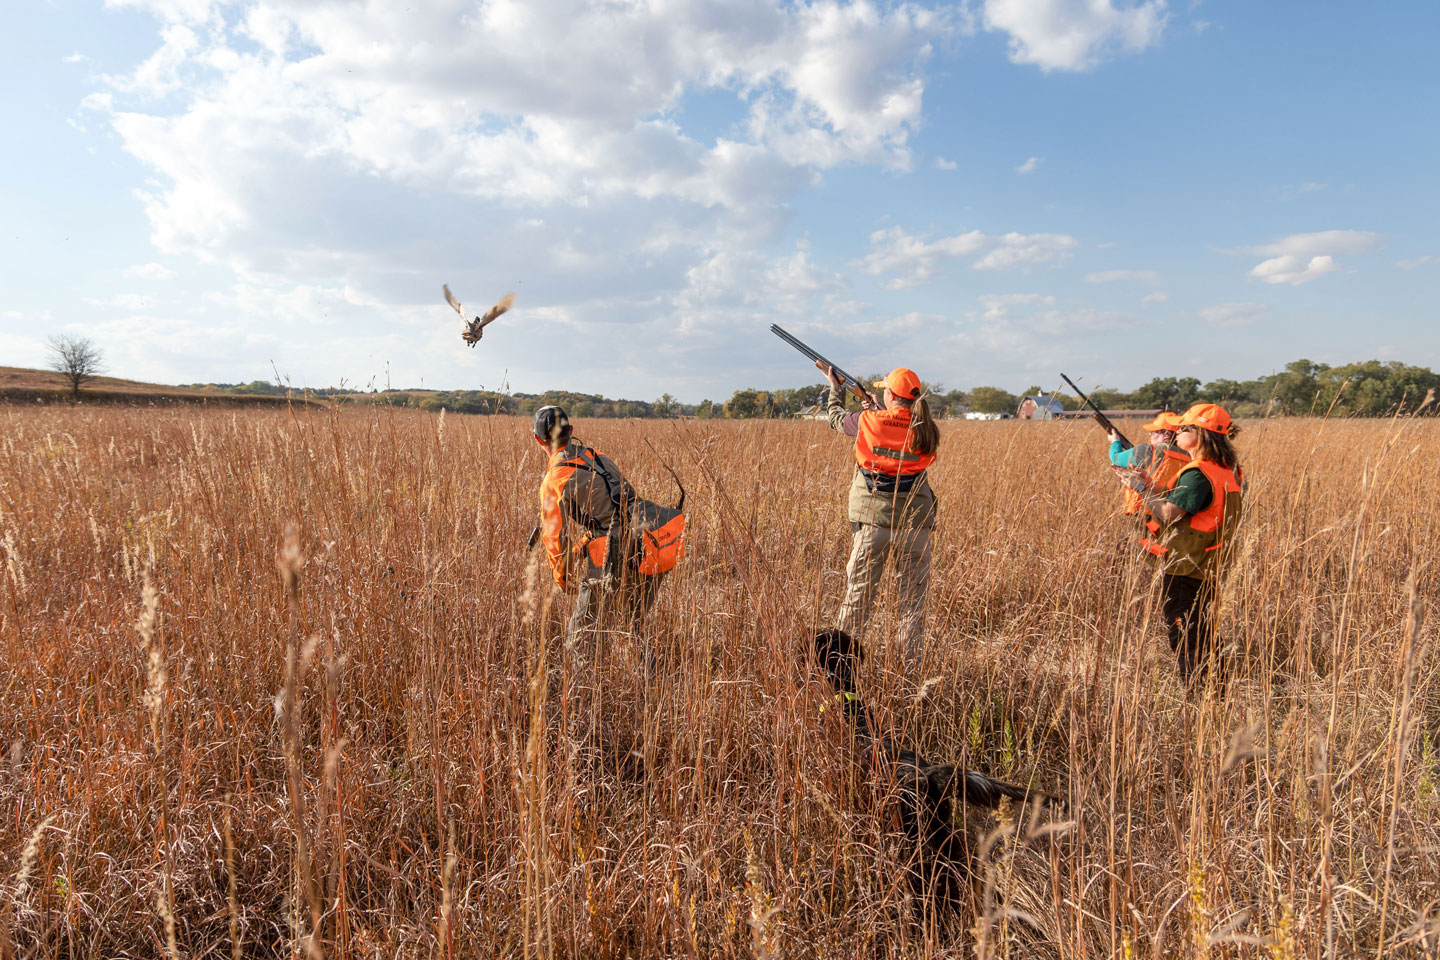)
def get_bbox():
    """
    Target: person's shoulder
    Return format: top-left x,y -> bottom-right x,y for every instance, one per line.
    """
1176,463 -> 1213,488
